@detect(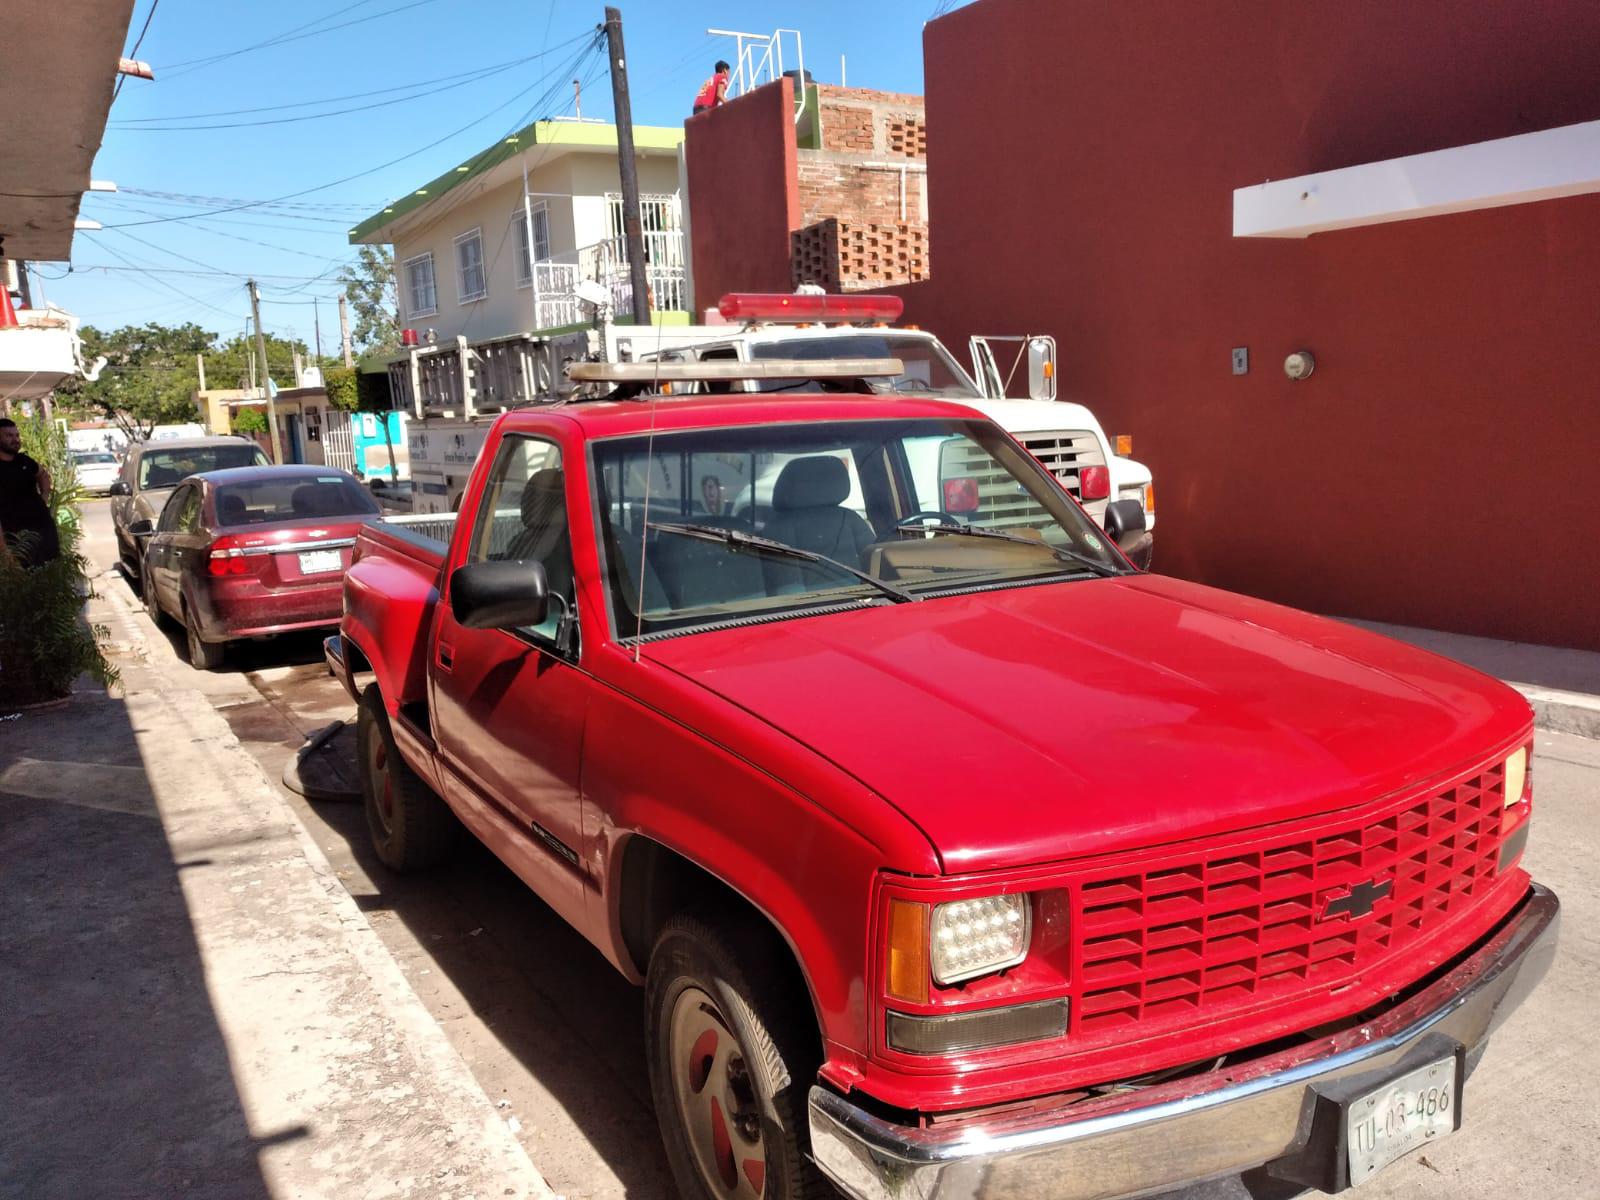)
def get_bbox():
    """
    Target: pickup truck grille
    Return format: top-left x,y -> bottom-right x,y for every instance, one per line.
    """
944,430 -> 1106,529
1015,431 -> 1105,503
1071,758 -> 1509,1035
